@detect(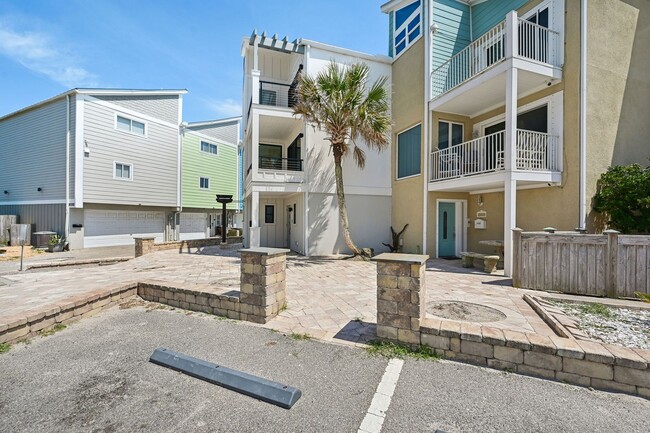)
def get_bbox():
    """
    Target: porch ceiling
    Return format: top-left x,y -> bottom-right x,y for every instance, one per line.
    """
259,114 -> 302,143
430,67 -> 558,118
